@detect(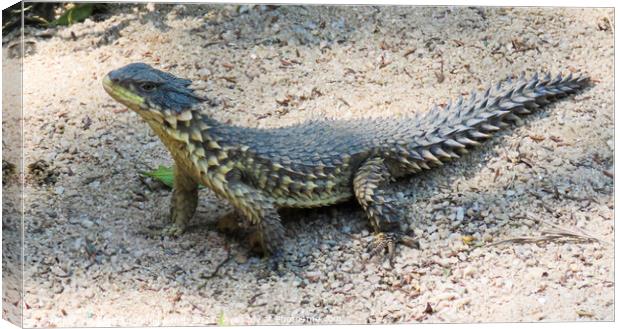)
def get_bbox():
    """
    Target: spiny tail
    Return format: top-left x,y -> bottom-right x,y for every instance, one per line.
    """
396,72 -> 591,171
